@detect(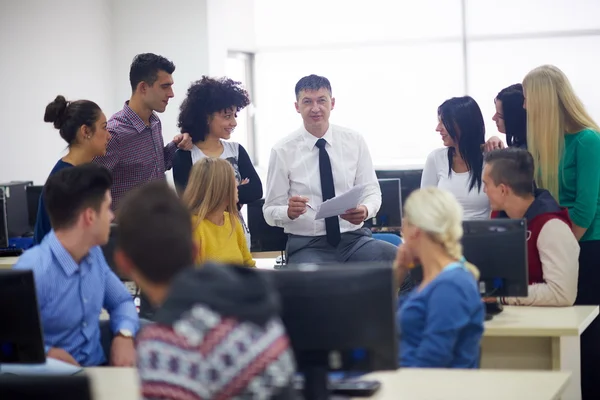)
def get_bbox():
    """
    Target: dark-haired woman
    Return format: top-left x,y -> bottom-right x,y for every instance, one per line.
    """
421,96 -> 490,220
34,96 -> 110,244
484,84 -> 527,152
173,76 -> 262,247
